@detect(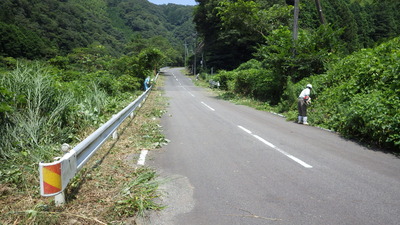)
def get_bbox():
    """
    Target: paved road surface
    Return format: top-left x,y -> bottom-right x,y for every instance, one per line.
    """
145,67 -> 400,225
